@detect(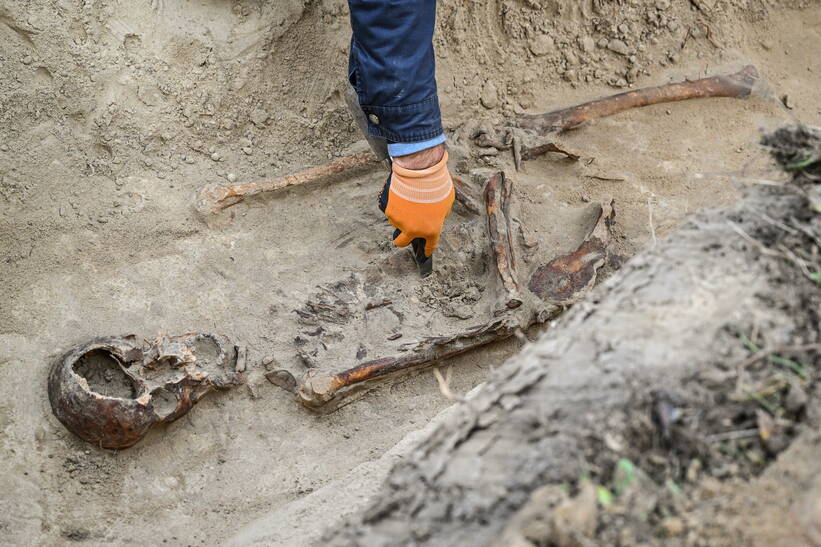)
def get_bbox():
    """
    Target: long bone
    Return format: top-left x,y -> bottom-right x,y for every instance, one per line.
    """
268,318 -> 523,409
474,65 -> 760,169
197,156 -> 479,215
515,64 -> 759,136
484,171 -> 522,309
196,151 -> 377,214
